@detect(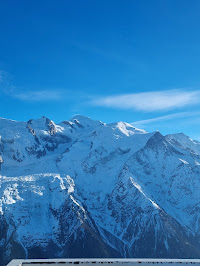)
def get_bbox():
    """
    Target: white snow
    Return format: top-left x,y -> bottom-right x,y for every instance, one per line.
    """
179,158 -> 189,164
130,177 -> 161,210
1,115 -> 200,256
